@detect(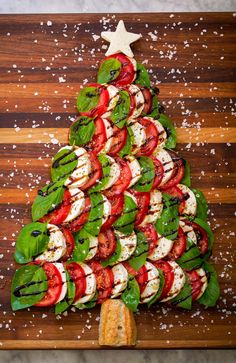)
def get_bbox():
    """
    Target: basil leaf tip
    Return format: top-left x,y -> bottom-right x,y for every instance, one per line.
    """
15,222 -> 49,264
11,265 -> 48,311
77,86 -> 100,113
97,58 -> 121,84
69,116 -> 95,147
